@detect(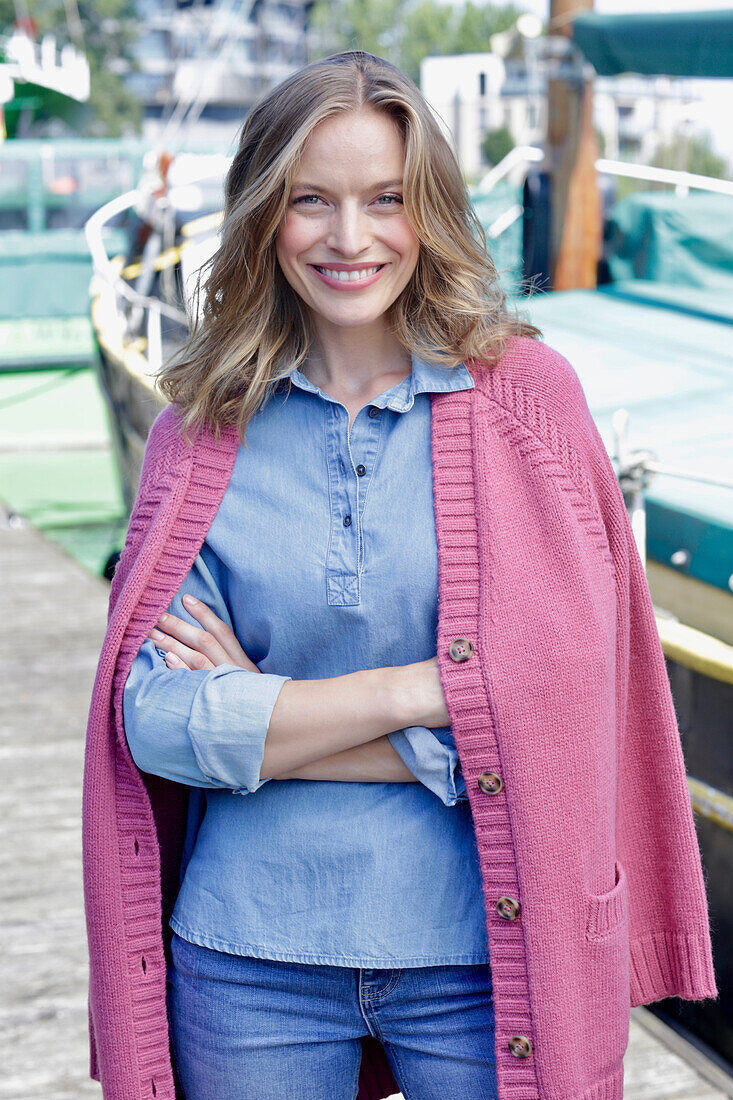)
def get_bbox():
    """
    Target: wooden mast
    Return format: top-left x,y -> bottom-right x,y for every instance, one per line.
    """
546,0 -> 602,289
